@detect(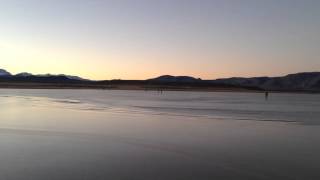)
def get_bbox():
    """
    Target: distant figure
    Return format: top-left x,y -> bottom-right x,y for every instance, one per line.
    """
157,88 -> 163,94
265,91 -> 269,100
